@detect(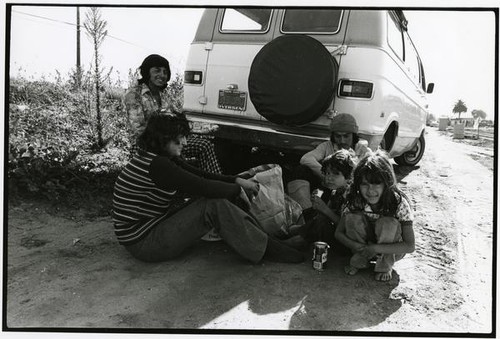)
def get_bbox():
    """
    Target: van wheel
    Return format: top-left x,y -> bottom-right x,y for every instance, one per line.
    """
394,134 -> 425,166
248,35 -> 337,126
